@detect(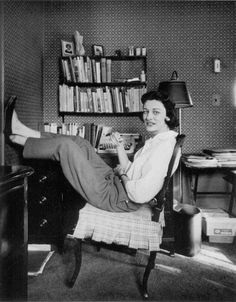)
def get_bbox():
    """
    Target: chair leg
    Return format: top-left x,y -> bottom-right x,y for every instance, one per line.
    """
63,237 -> 82,288
142,251 -> 157,299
